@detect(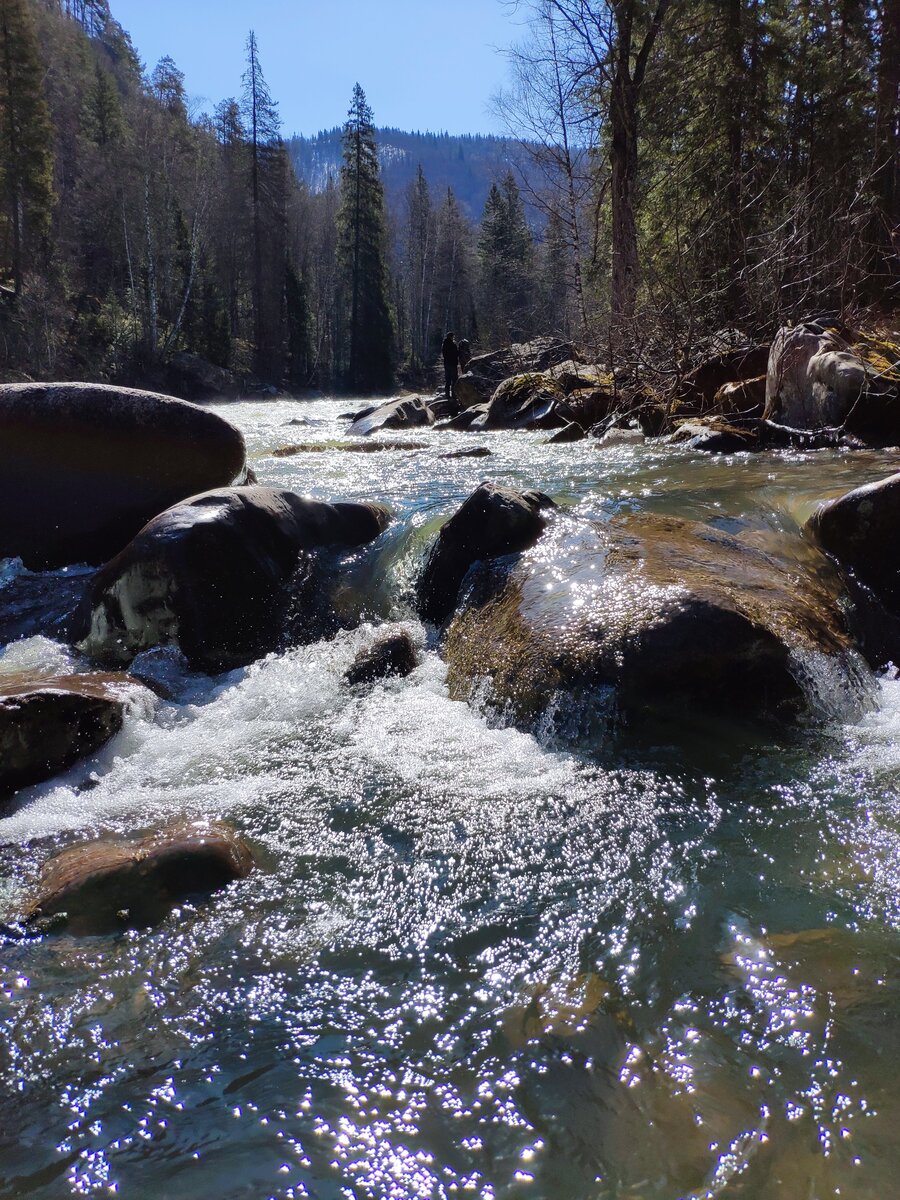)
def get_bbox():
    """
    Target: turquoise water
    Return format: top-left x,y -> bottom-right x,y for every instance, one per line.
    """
1,399 -> 899,1199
